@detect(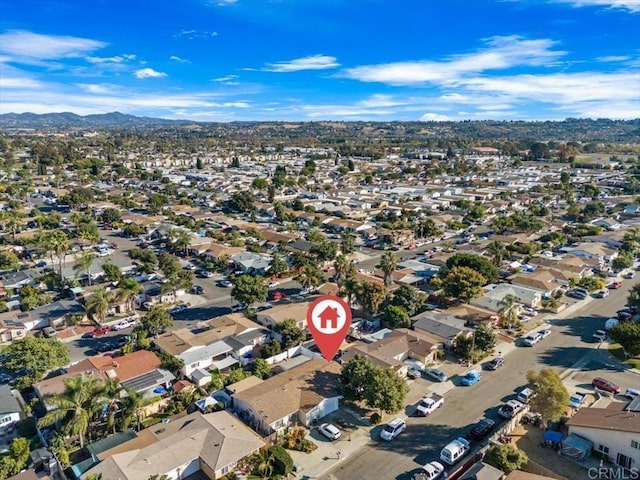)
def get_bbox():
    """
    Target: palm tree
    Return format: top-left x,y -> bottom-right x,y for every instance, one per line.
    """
173,229 -> 192,256
487,240 -> 506,267
74,251 -> 95,286
343,278 -> 362,309
256,448 -> 275,479
294,265 -> 325,291
86,287 -> 113,324
334,255 -> 355,292
118,389 -> 145,431
116,277 -> 143,313
38,375 -> 109,449
497,293 -> 520,327
380,251 -> 399,287
49,230 -> 70,280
